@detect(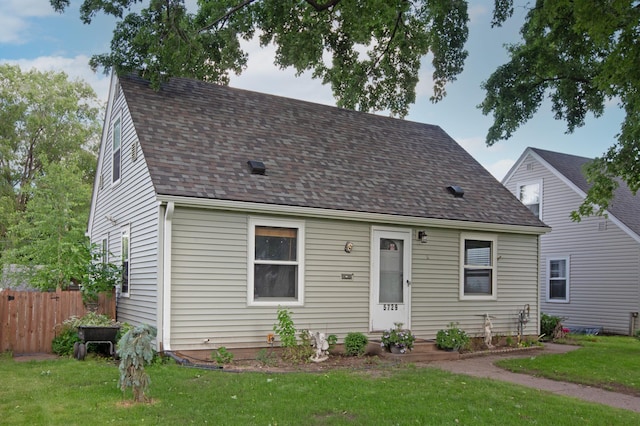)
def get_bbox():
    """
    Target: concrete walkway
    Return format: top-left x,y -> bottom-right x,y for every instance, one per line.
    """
428,343 -> 640,413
